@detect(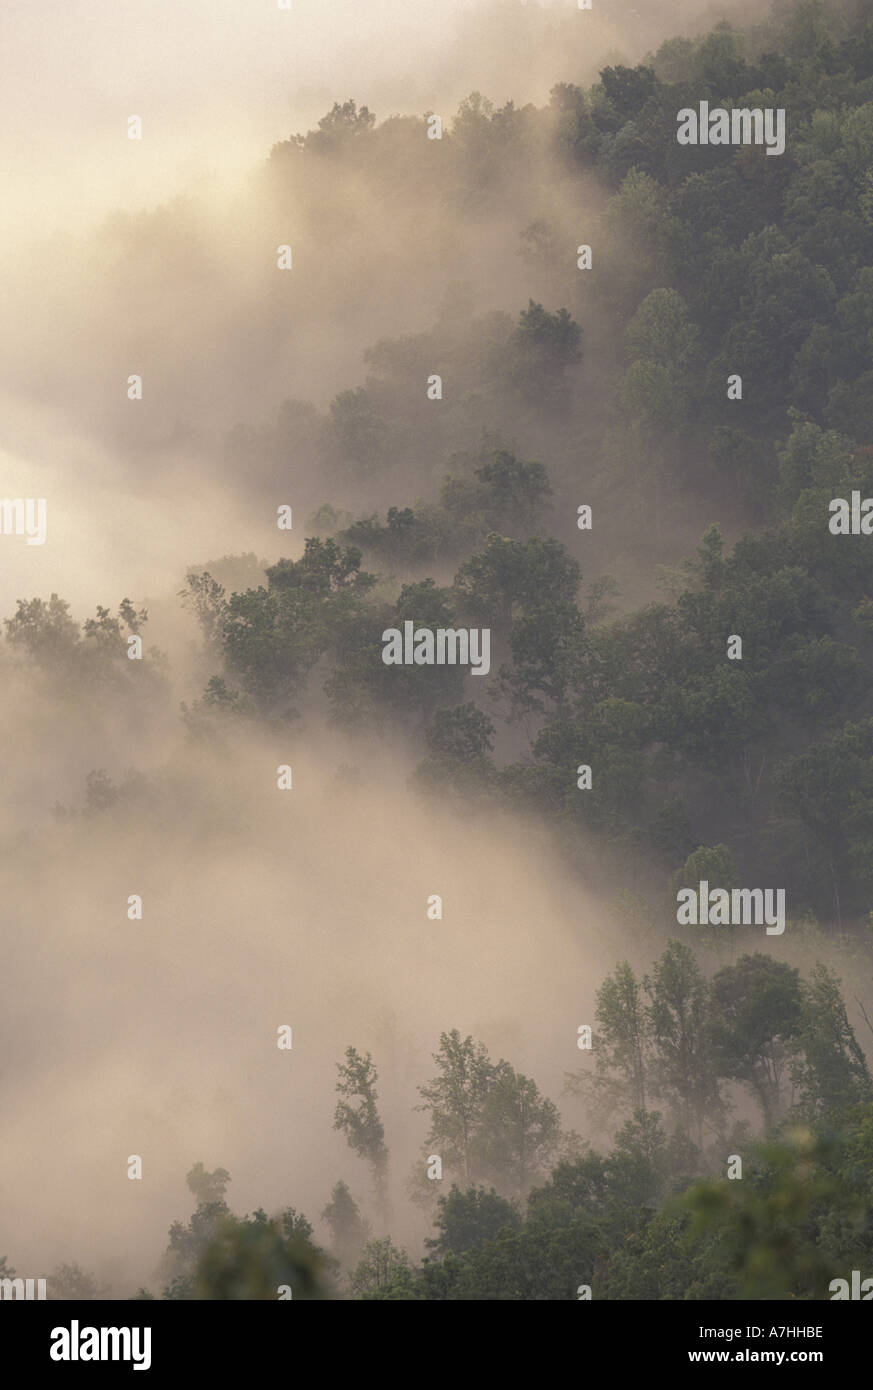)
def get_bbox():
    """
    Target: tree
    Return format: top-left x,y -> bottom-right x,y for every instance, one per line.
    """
567,962 -> 649,1123
417,1031 -> 497,1186
47,1263 -> 105,1300
328,388 -> 389,476
644,941 -> 723,1143
454,534 -> 580,631
669,844 -> 739,915
178,572 -> 228,650
500,300 -> 582,407
194,1212 -> 328,1300
349,1237 -> 411,1299
157,1164 -> 326,1300
599,65 -> 659,125
501,601 -> 586,717
475,1061 -> 562,1196
440,447 -> 553,538
321,1181 -> 370,1270
5,593 -> 80,664
682,1130 -> 839,1301
777,720 -> 873,928
220,540 -> 376,719
792,963 -> 872,1116
421,704 -> 494,762
708,954 -> 804,1128
424,1186 -> 521,1258
266,539 -> 376,599
532,696 -> 652,832
185,1162 -> 231,1206
160,1164 -> 233,1296
305,99 -> 376,155
333,1048 -> 388,1212
622,288 -> 700,435
412,704 -> 496,803
325,578 -> 465,731
606,1108 -> 672,1211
